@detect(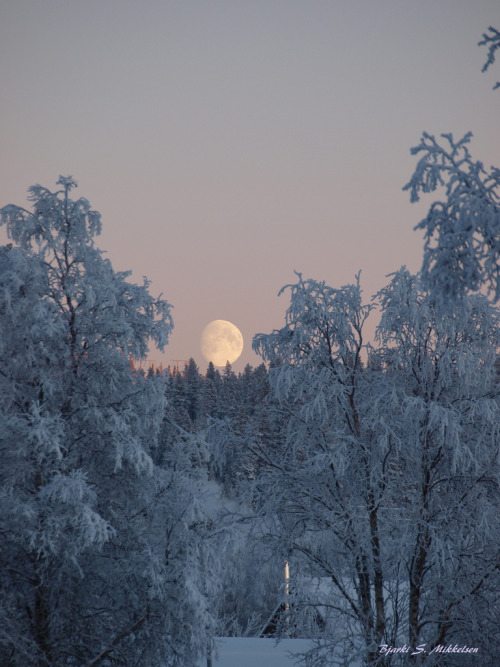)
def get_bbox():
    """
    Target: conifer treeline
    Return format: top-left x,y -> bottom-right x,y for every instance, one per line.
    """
147,358 -> 287,637
150,359 -> 277,497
